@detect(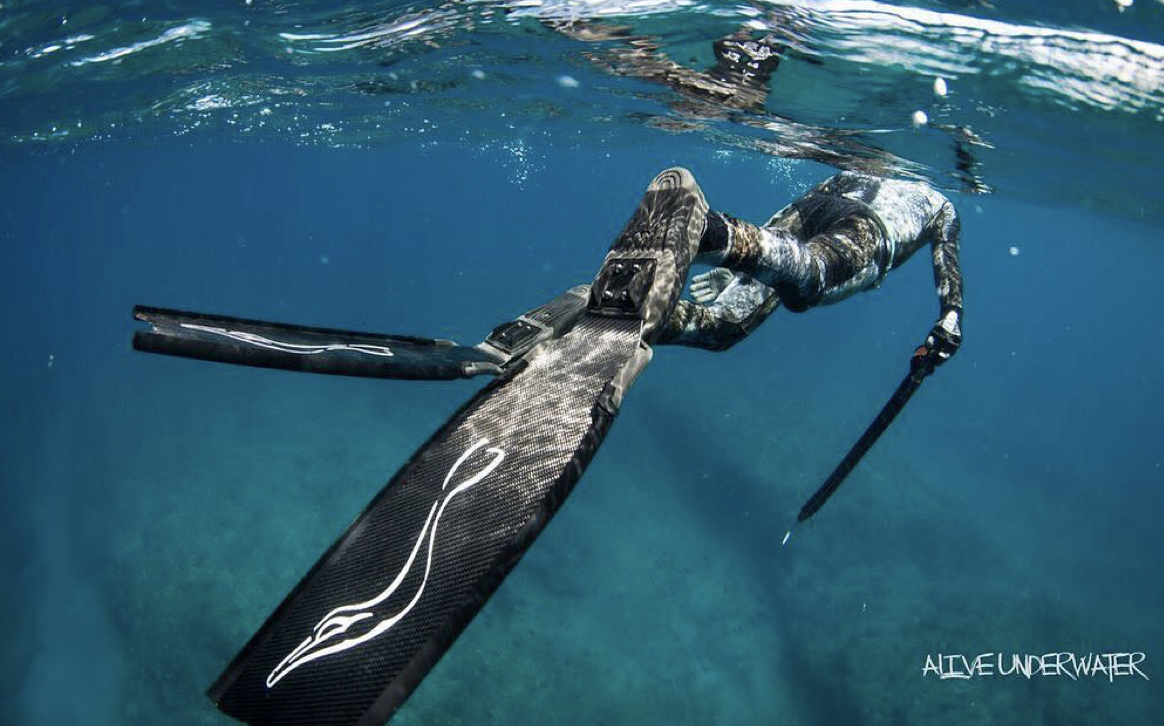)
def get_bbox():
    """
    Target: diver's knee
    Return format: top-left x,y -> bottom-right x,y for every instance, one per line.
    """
776,286 -> 815,313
